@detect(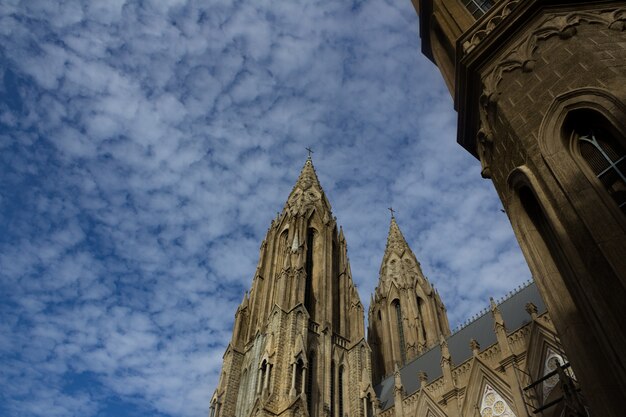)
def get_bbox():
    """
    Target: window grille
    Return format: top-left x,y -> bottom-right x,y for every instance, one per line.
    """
462,0 -> 494,19
395,301 -> 407,364
338,366 -> 344,417
578,129 -> 626,214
